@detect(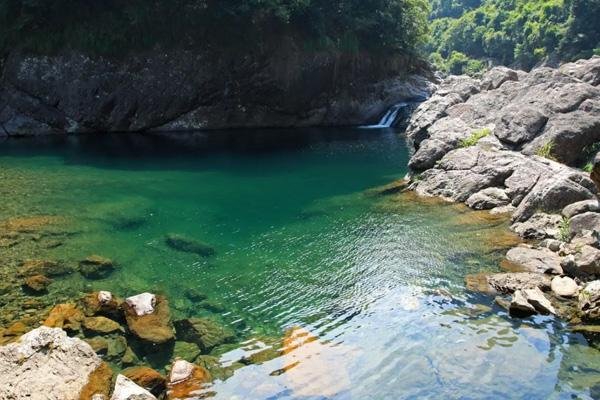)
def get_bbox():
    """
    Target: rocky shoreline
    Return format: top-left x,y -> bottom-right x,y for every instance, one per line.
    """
403,56 -> 600,328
